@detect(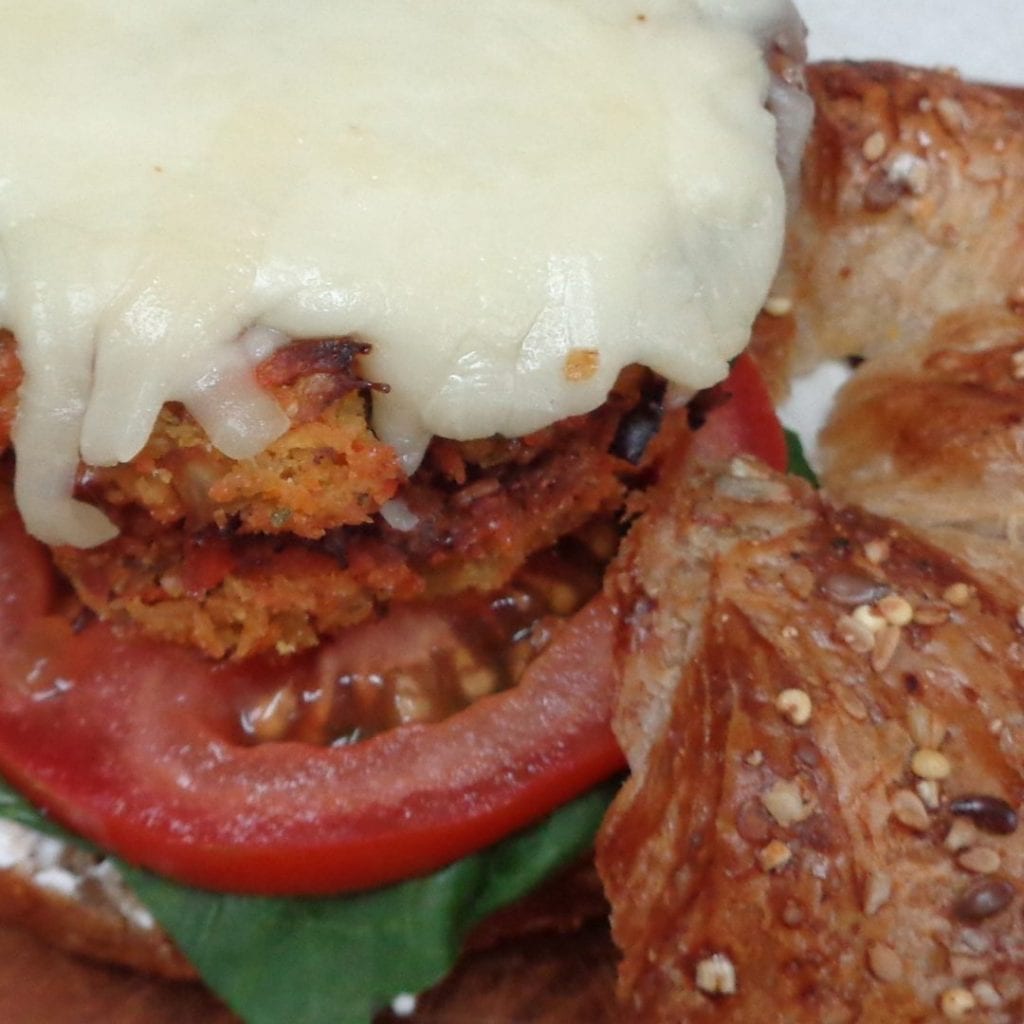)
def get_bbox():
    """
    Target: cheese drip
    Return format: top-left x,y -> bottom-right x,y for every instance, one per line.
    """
0,0 -> 800,547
